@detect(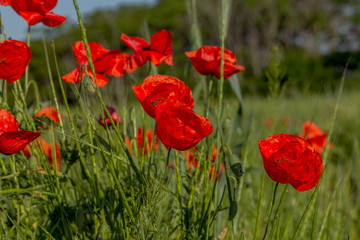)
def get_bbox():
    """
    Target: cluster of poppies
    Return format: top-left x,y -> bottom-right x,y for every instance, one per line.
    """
0,0 -> 329,193
0,0 -> 66,27
62,30 -> 173,87
0,0 -> 66,83
133,75 -> 213,151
